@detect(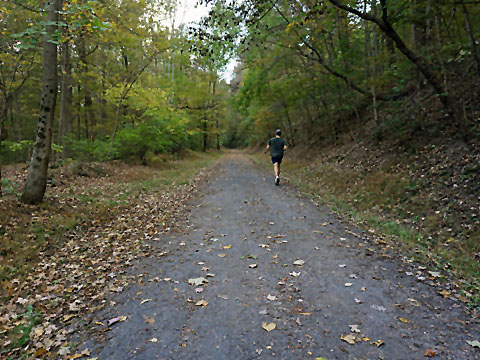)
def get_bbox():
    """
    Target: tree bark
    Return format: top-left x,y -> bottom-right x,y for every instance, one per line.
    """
22,0 -> 61,204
